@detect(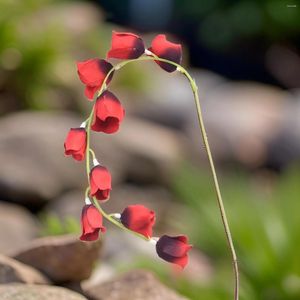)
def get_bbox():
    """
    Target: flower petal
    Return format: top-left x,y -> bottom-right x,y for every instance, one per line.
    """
149,34 -> 182,73
84,85 -> 100,100
64,128 -> 87,161
91,91 -> 125,134
77,59 -> 113,86
89,166 -> 112,201
121,204 -> 155,238
86,205 -> 104,229
80,229 -> 100,241
156,235 -> 192,268
107,31 -> 145,59
80,205 -> 106,241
